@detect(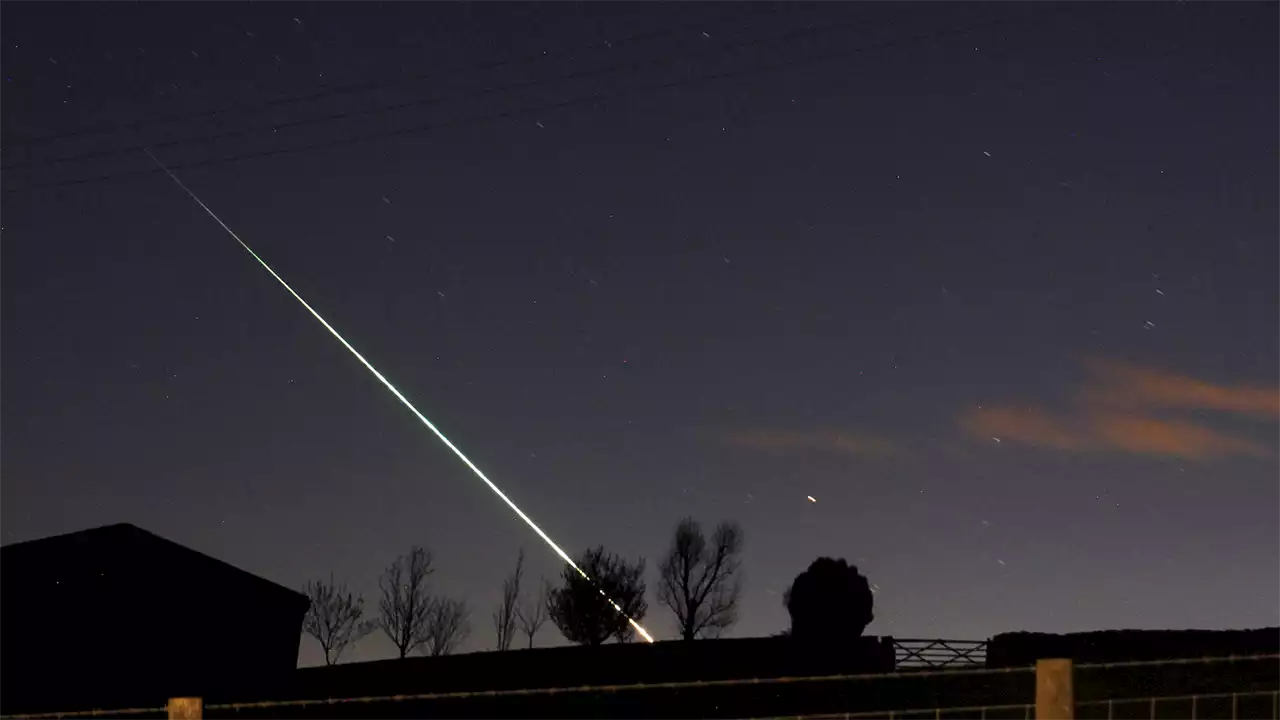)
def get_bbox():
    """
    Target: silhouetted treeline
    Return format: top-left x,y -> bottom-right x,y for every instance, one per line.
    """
303,518 -> 890,663
987,627 -> 1280,667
